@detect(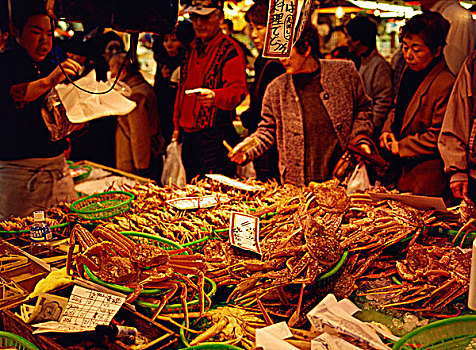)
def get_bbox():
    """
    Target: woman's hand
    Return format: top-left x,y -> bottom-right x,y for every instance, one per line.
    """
389,140 -> 400,156
450,181 -> 469,200
227,141 -> 248,164
379,132 -> 396,151
47,58 -> 83,87
196,88 -> 215,108
229,152 -> 247,164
